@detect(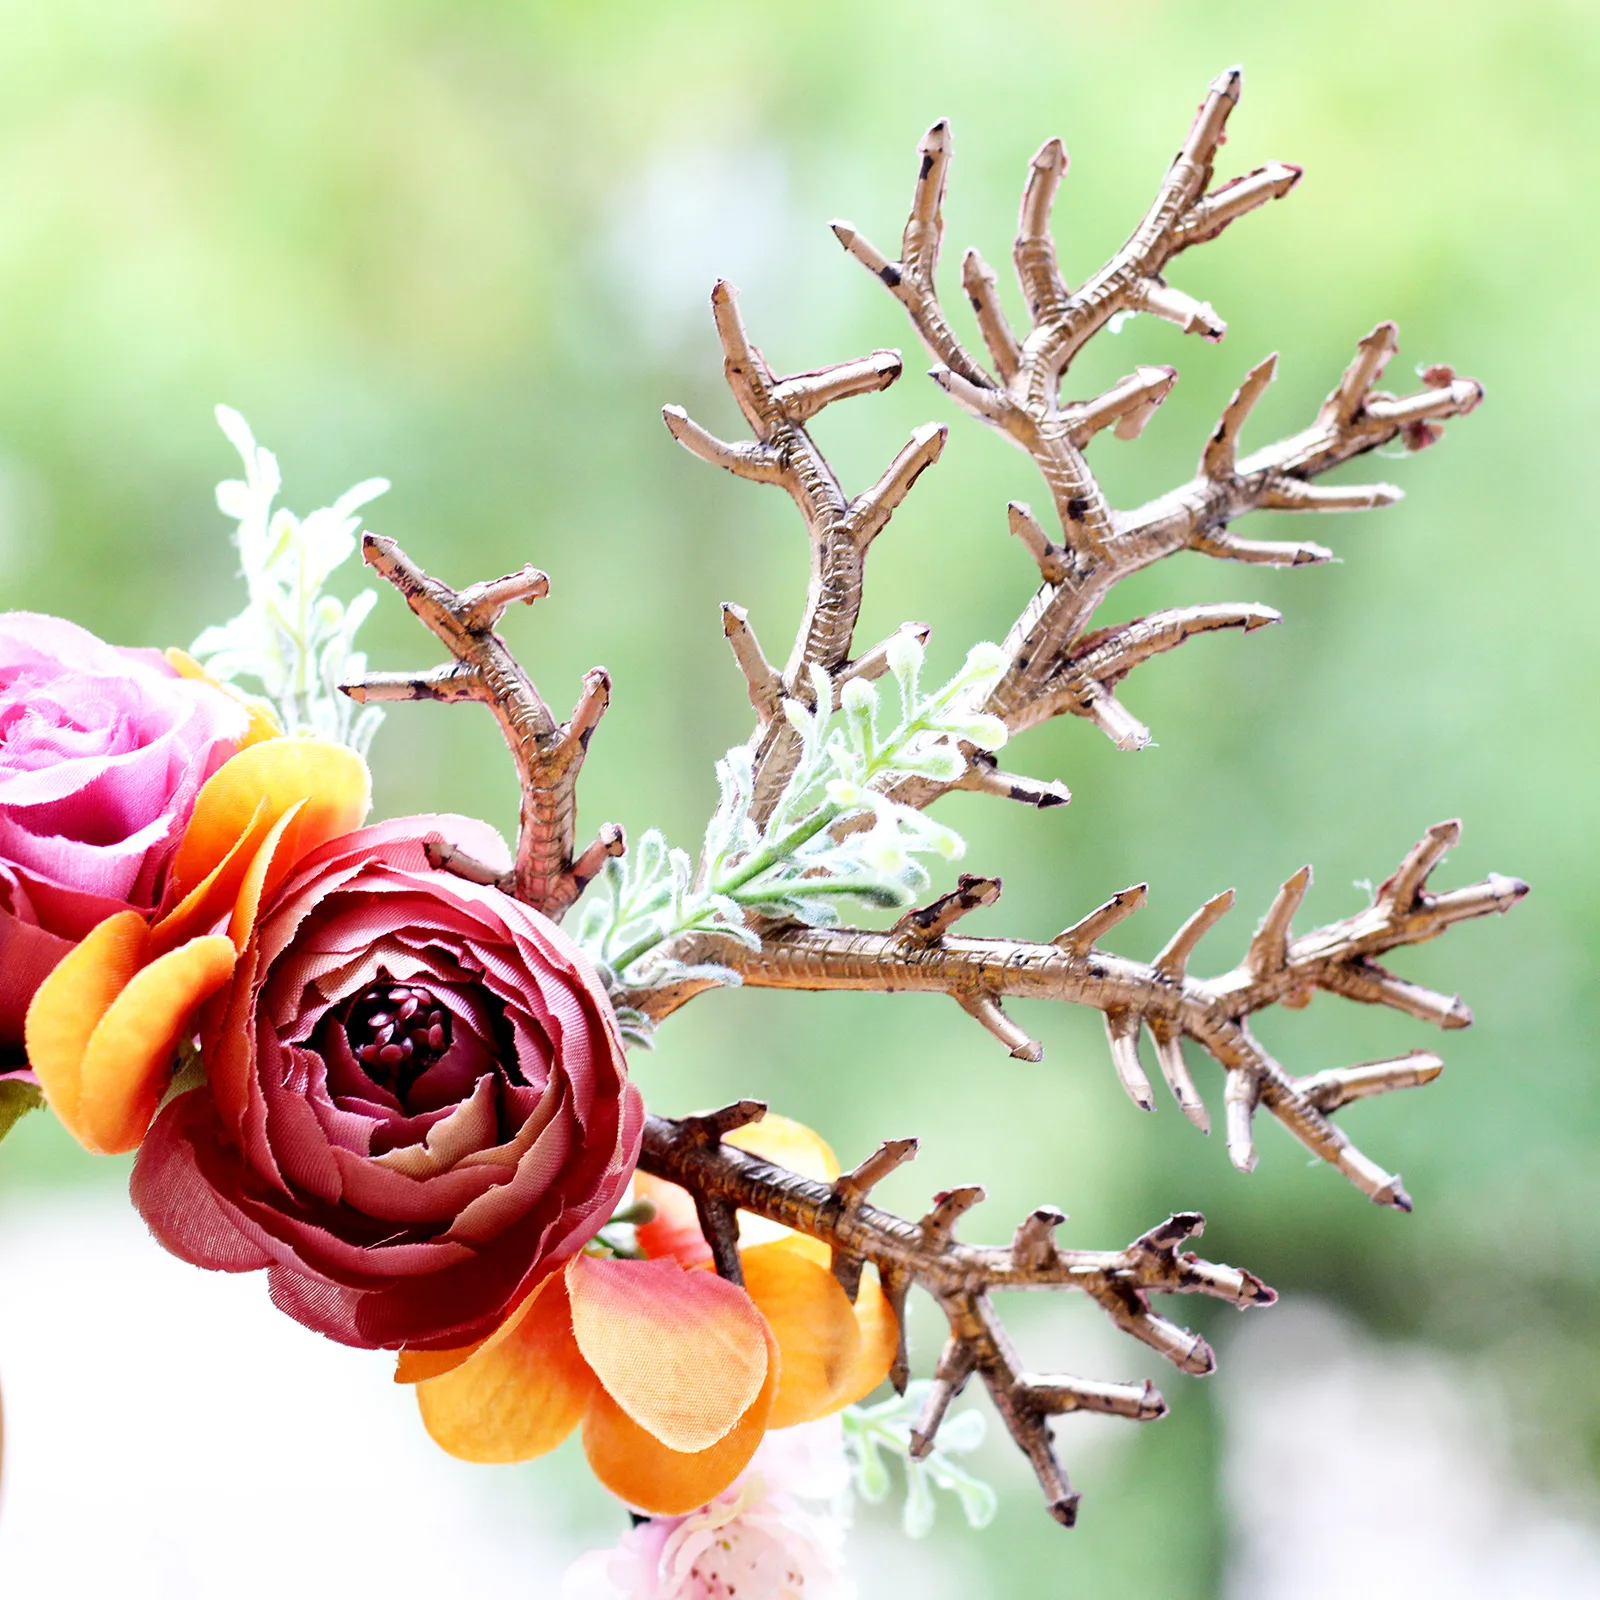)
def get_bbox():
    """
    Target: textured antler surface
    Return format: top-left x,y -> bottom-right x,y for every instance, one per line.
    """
623,826 -> 1525,1206
664,281 -> 945,822
640,1104 -> 1273,1526
345,534 -> 623,917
